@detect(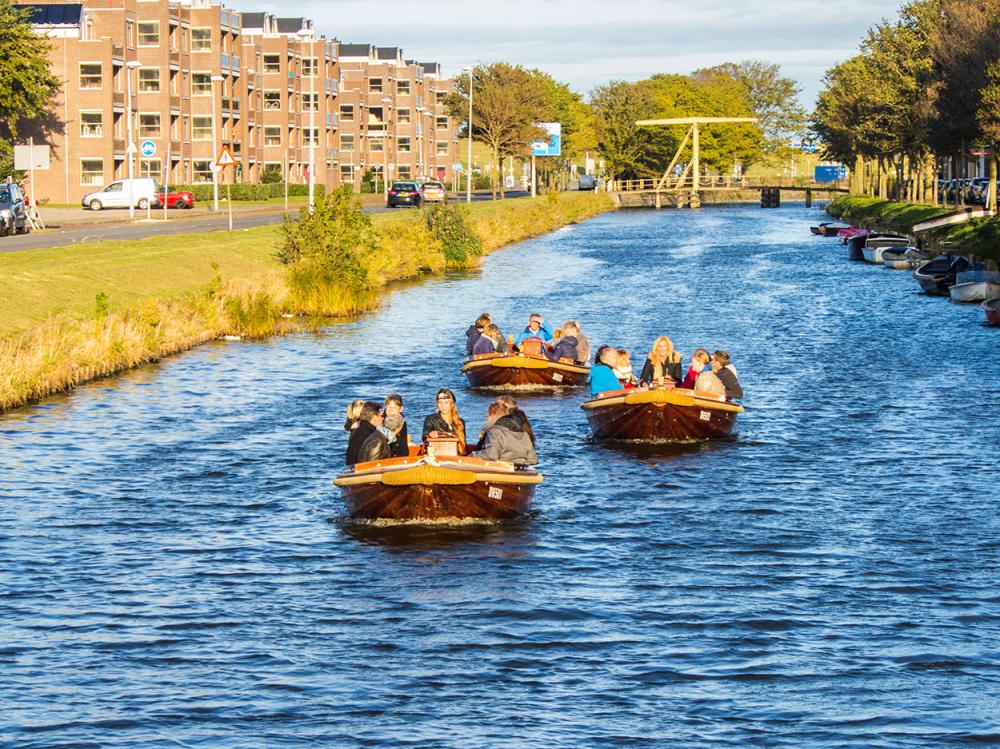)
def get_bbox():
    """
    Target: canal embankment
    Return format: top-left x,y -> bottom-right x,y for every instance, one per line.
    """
0,191 -> 614,412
